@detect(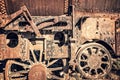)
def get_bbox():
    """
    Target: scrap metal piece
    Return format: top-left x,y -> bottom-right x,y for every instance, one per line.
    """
0,6 -> 41,37
76,43 -> 112,79
21,6 -> 41,37
0,2 -> 119,80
